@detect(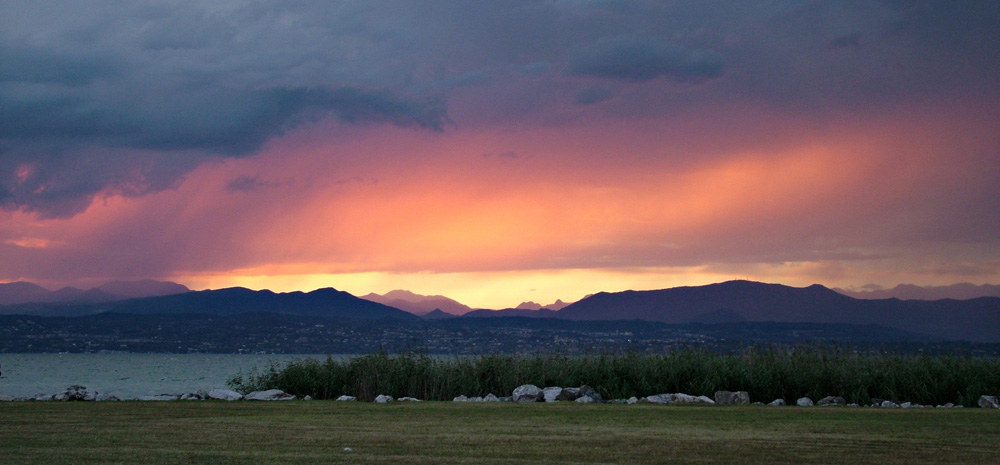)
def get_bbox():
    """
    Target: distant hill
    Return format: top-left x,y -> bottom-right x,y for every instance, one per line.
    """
556,280 -> 1000,342
0,281 -> 52,305
0,279 -> 190,306
97,280 -> 191,298
515,299 -> 572,311
361,290 -> 472,316
48,287 -> 121,304
463,308 -> 560,318
835,283 -> 1000,300
422,309 -> 456,320
0,286 -> 418,321
108,287 -> 419,320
